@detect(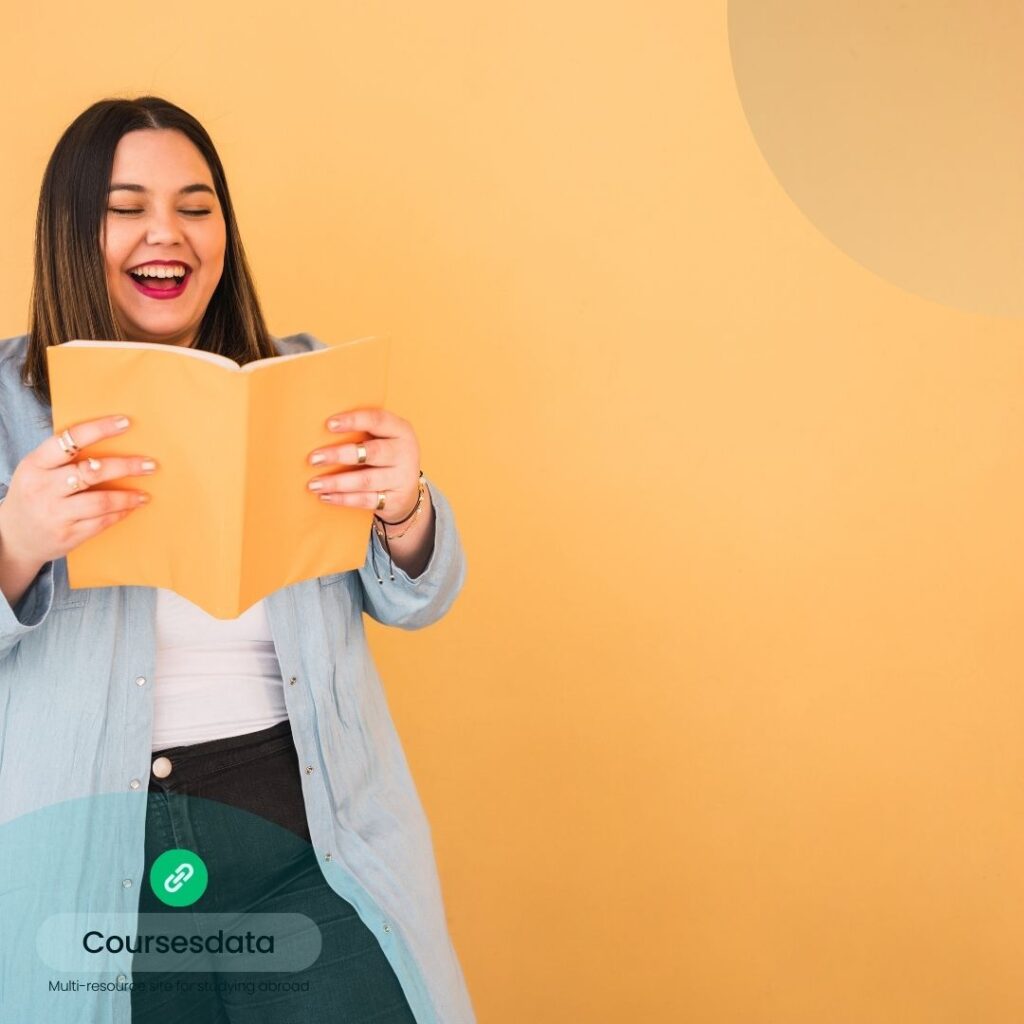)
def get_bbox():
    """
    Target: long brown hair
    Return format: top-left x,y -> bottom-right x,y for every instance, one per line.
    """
22,95 -> 276,407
